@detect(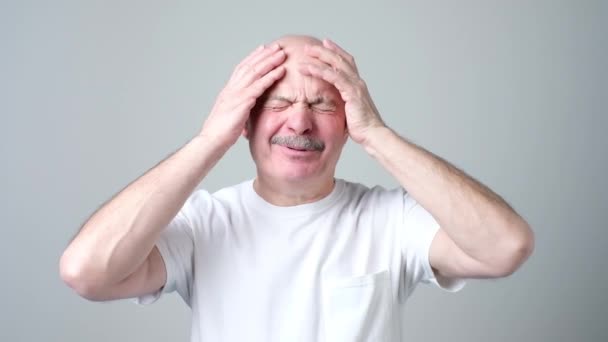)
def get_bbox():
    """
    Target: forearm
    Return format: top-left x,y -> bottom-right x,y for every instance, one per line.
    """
363,126 -> 532,262
60,134 -> 228,286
